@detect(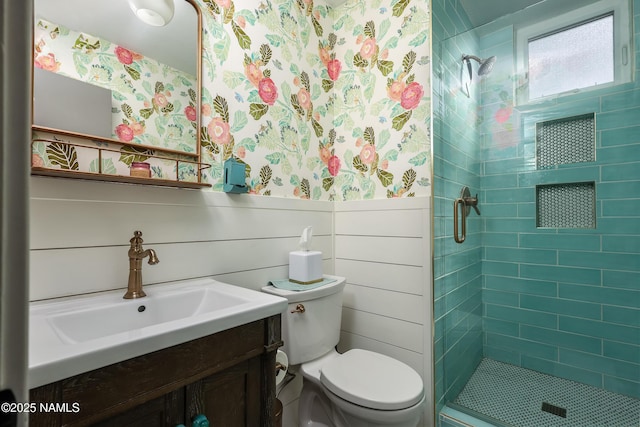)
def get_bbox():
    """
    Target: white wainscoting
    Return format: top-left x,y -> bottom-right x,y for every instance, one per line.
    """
335,197 -> 433,427
30,177 -> 334,300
